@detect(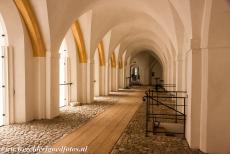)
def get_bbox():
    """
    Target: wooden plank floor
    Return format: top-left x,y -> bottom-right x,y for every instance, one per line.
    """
46,90 -> 144,154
